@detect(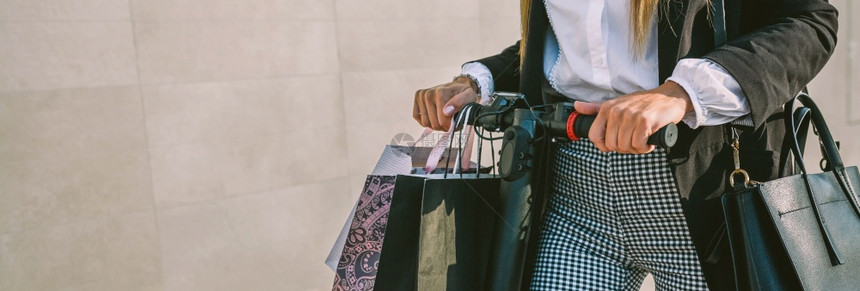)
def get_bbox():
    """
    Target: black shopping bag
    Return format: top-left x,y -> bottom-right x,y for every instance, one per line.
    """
371,175 -> 426,290
417,174 -> 502,290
